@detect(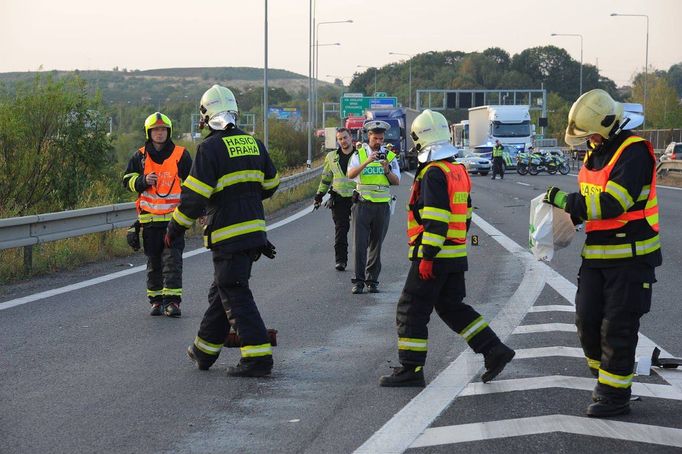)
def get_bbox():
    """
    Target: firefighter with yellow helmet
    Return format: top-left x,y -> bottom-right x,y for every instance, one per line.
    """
165,85 -> 280,377
544,89 -> 661,417
123,112 -> 192,317
379,109 -> 515,387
